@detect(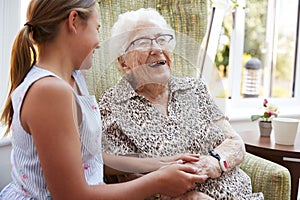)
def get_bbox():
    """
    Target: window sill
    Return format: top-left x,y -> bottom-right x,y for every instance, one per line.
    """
215,97 -> 300,122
